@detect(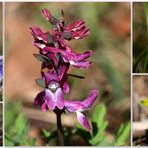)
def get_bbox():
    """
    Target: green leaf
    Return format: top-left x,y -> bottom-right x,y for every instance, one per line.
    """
5,133 -> 16,146
15,114 -> 27,135
33,53 -> 50,63
23,137 -> 36,146
89,121 -> 108,145
89,104 -> 109,145
68,73 -> 85,79
97,137 -> 114,146
42,129 -> 51,138
143,3 -> 148,31
5,102 -> 36,146
35,78 -> 46,88
92,103 -> 107,127
114,122 -> 130,146
5,139 -> 15,146
75,125 -> 91,140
